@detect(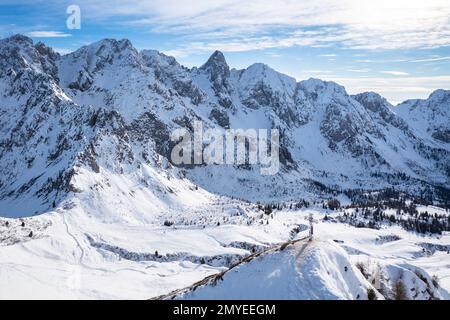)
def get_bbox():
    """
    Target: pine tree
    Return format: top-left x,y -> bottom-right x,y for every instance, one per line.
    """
393,280 -> 408,300
264,205 -> 272,215
367,288 -> 377,300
